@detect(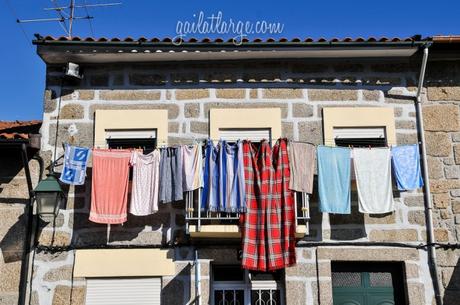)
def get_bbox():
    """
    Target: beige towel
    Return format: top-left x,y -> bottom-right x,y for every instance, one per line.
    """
288,142 -> 316,193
